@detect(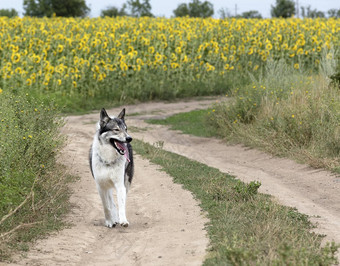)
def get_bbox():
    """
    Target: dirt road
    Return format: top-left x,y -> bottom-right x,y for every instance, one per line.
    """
11,98 -> 340,265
